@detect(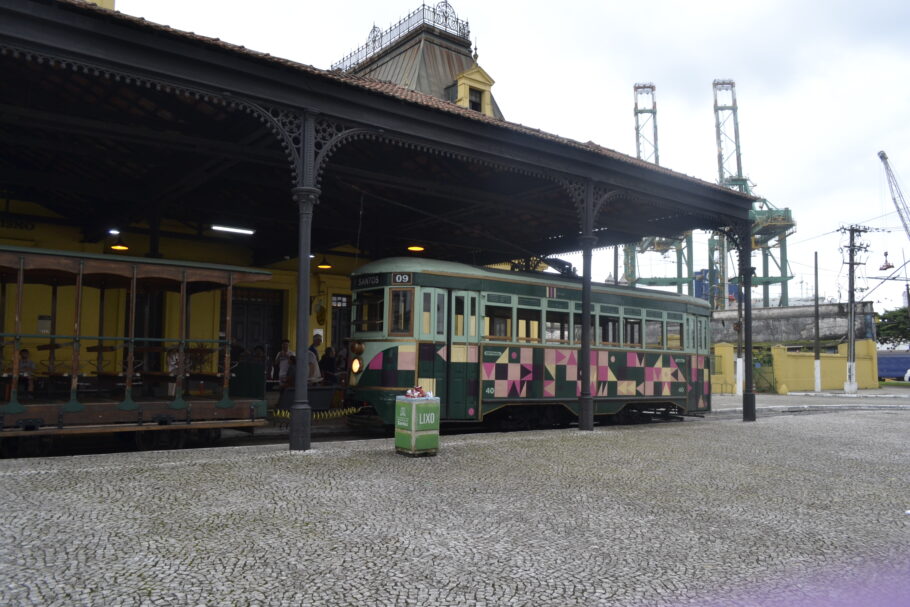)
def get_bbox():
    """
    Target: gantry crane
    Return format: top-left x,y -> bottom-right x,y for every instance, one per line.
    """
713,80 -> 795,307
627,83 -> 694,295
878,151 -> 910,313
879,151 -> 909,241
